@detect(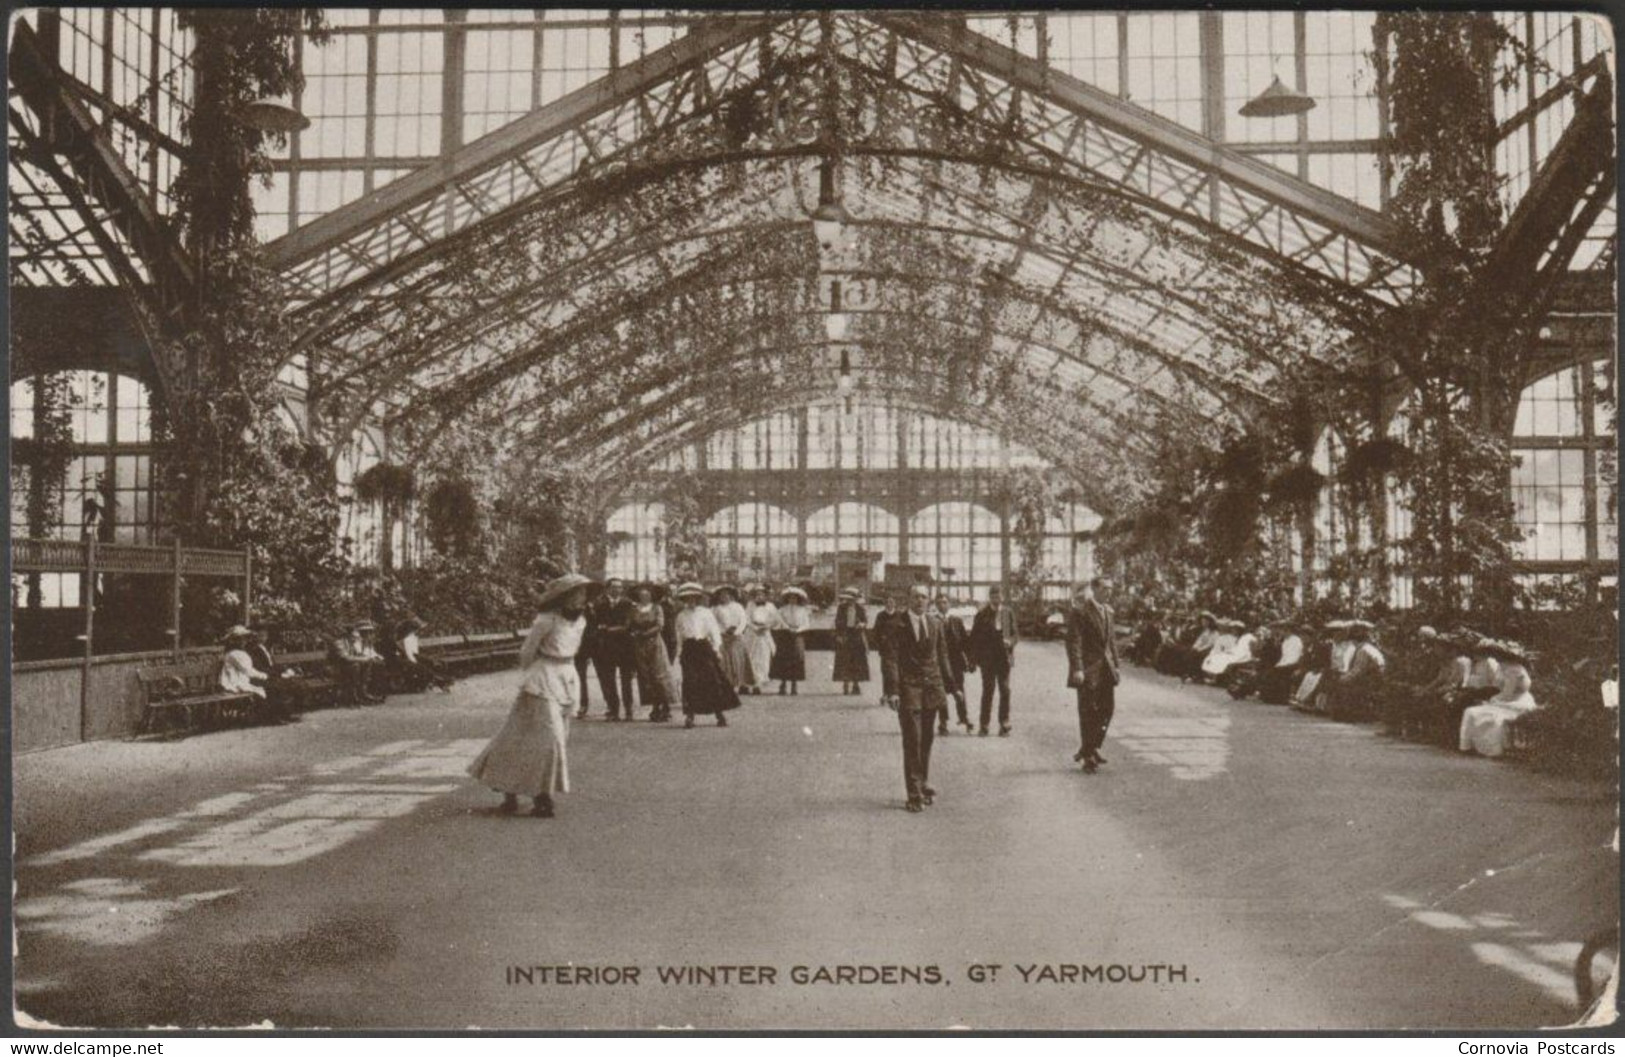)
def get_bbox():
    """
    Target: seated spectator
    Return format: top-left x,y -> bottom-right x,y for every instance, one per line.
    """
1291,621 -> 1345,711
1160,612 -> 1218,680
1128,616 -> 1166,667
1321,620 -> 1386,719
1258,620 -> 1305,705
1385,626 -> 1469,738
243,628 -> 300,722
1459,640 -> 1538,757
1434,631 -> 1501,742
219,625 -> 269,701
392,615 -> 453,693
330,619 -> 386,705
1202,619 -> 1256,683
